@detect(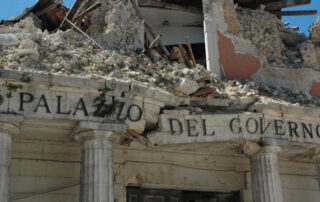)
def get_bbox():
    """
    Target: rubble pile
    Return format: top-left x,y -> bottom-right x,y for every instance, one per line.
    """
237,7 -> 308,69
1,3 -> 320,109
0,16 -> 214,94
